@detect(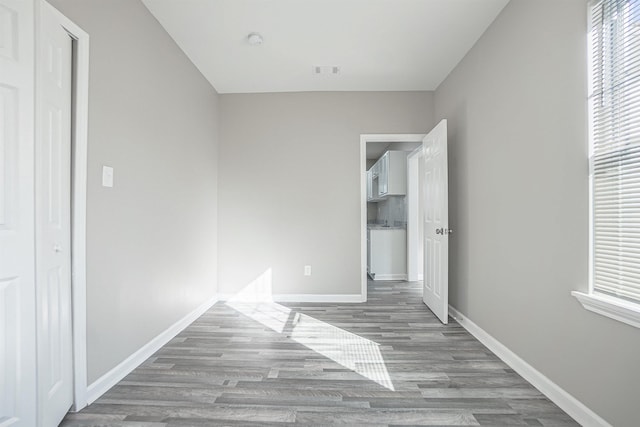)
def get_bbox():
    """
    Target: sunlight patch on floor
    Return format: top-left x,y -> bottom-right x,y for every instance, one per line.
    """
225,268 -> 291,334
225,270 -> 394,390
288,311 -> 394,390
